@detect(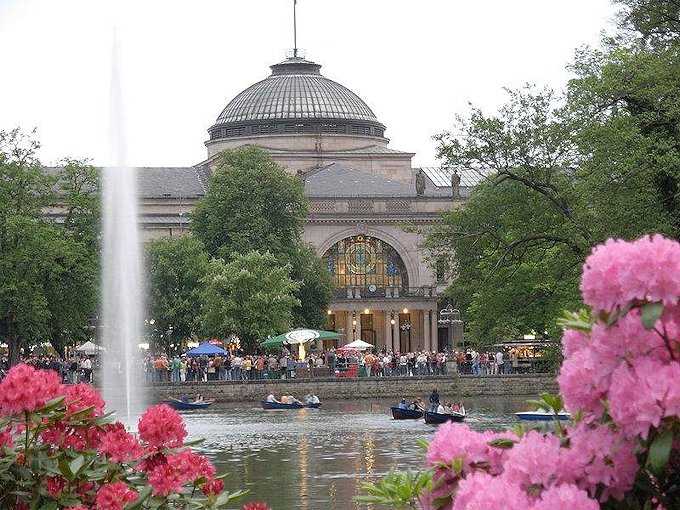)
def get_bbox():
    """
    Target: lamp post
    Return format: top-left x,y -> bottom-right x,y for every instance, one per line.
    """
352,311 -> 357,341
400,321 -> 411,351
439,304 -> 462,350
390,311 -> 396,352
